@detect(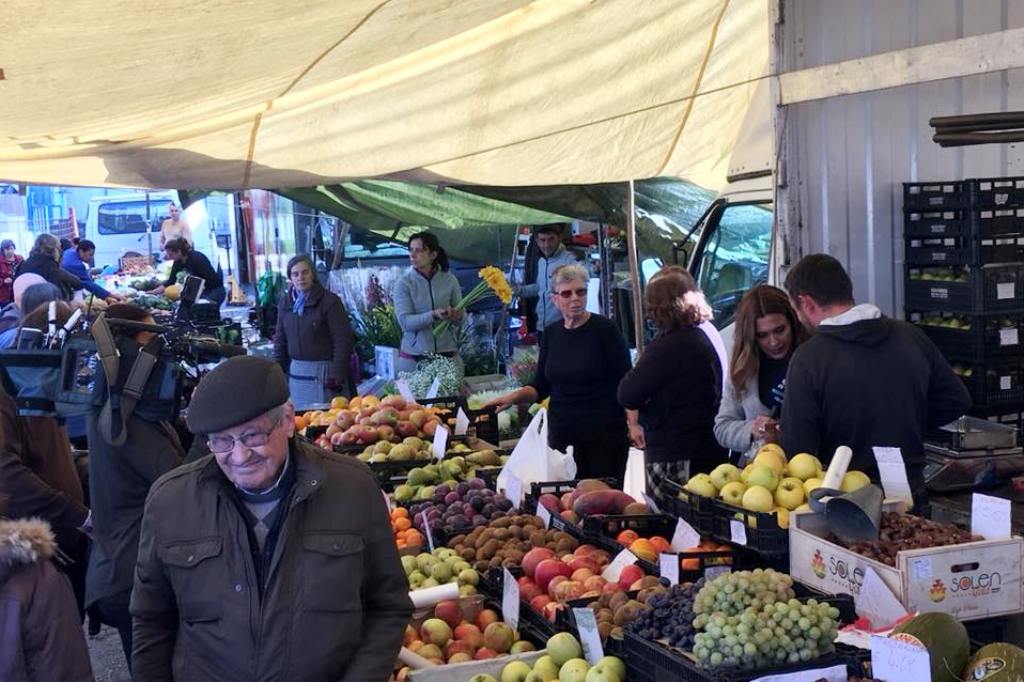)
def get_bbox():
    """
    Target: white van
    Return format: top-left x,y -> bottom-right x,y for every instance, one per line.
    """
82,192 -> 232,271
